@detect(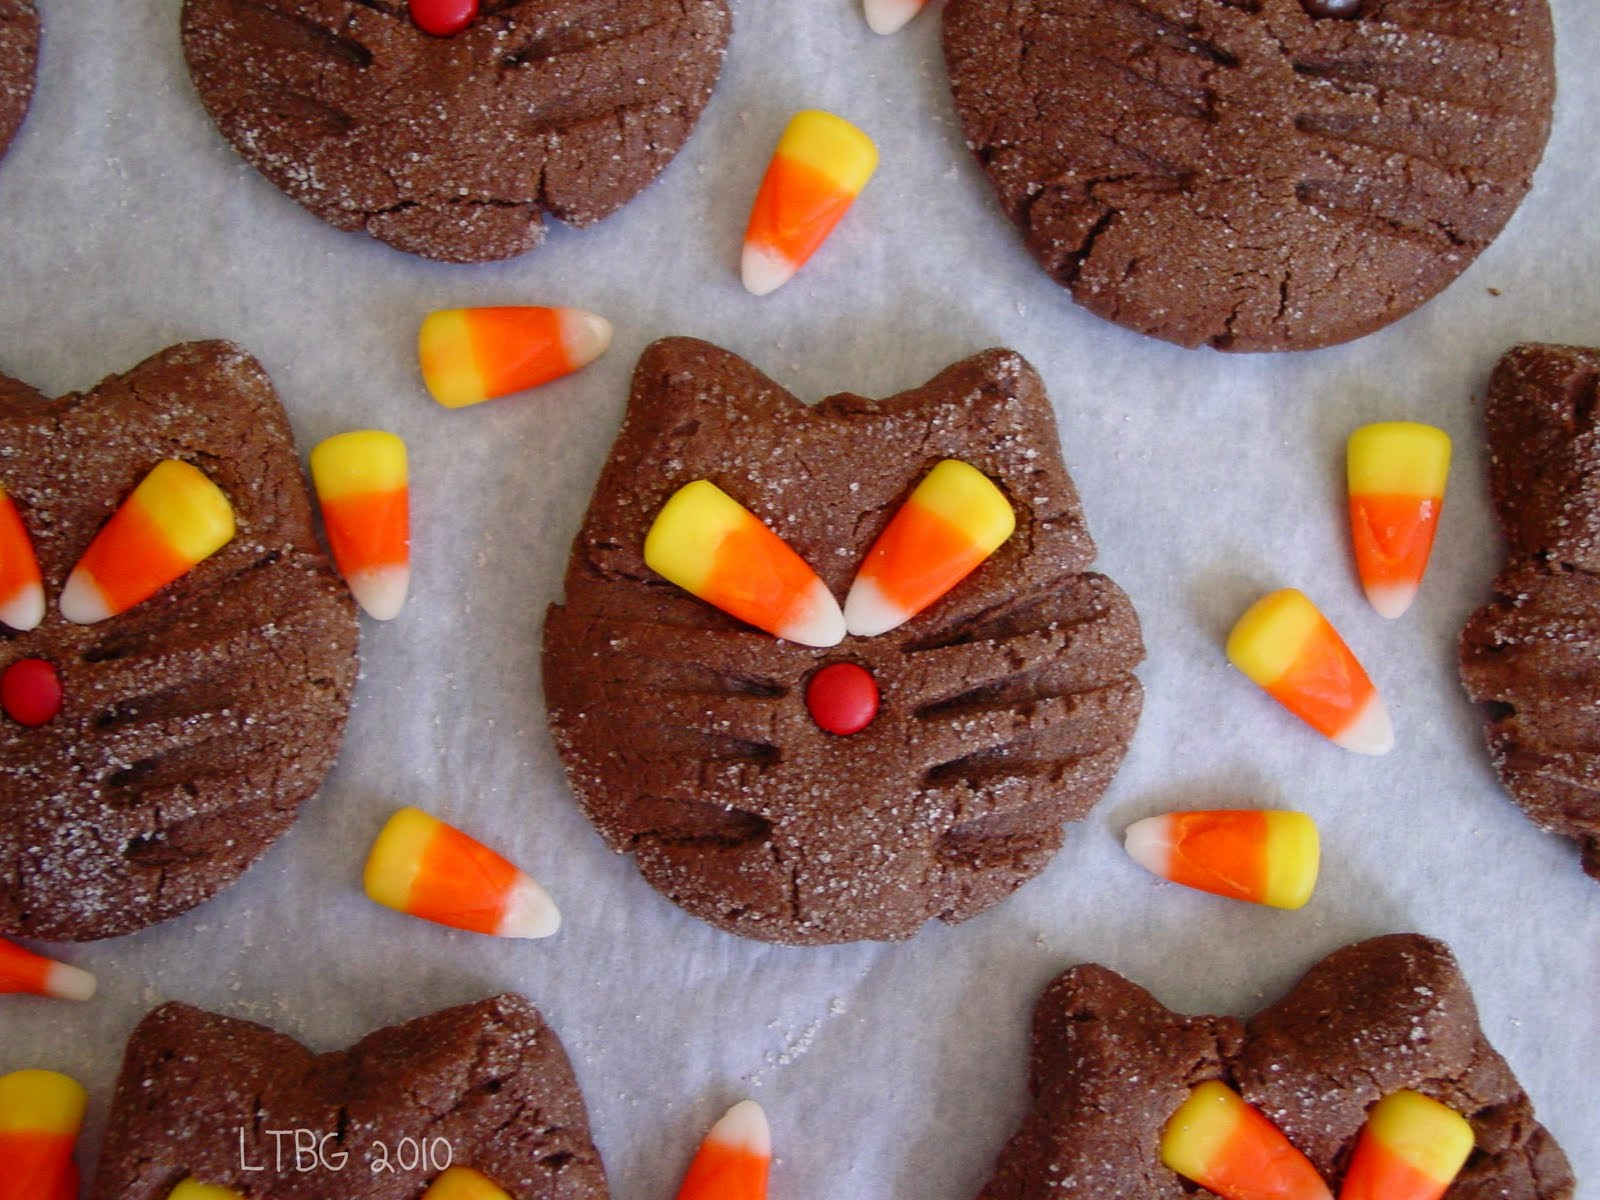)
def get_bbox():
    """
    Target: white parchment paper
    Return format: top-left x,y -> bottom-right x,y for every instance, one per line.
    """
1,1 -> 1596,1196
